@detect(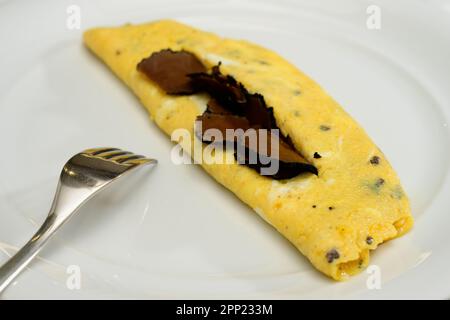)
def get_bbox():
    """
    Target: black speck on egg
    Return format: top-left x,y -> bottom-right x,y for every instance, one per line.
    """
326,249 -> 340,263
370,156 -> 380,165
366,178 -> 386,194
375,178 -> 385,188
